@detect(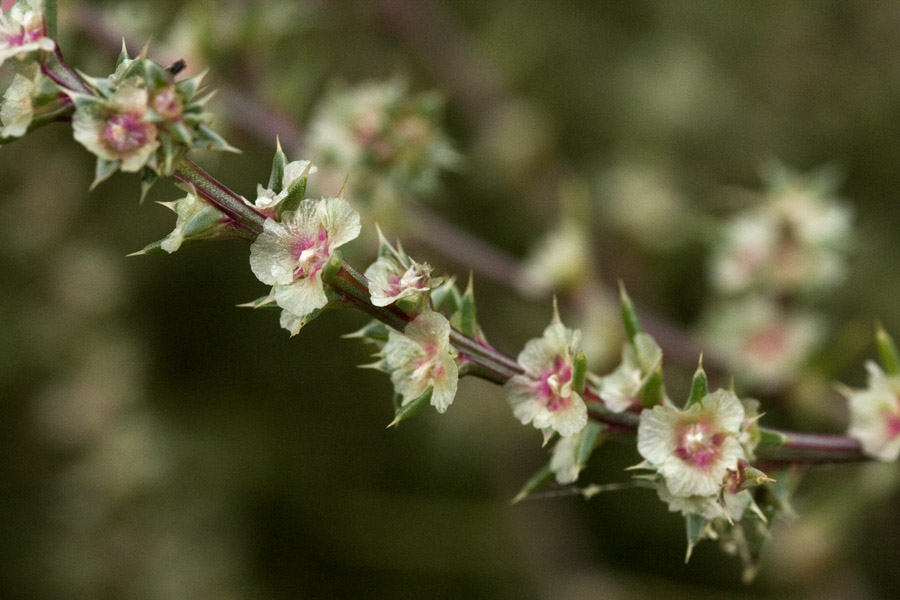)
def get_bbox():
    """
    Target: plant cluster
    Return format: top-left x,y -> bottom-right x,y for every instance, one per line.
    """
3,0 -> 899,582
